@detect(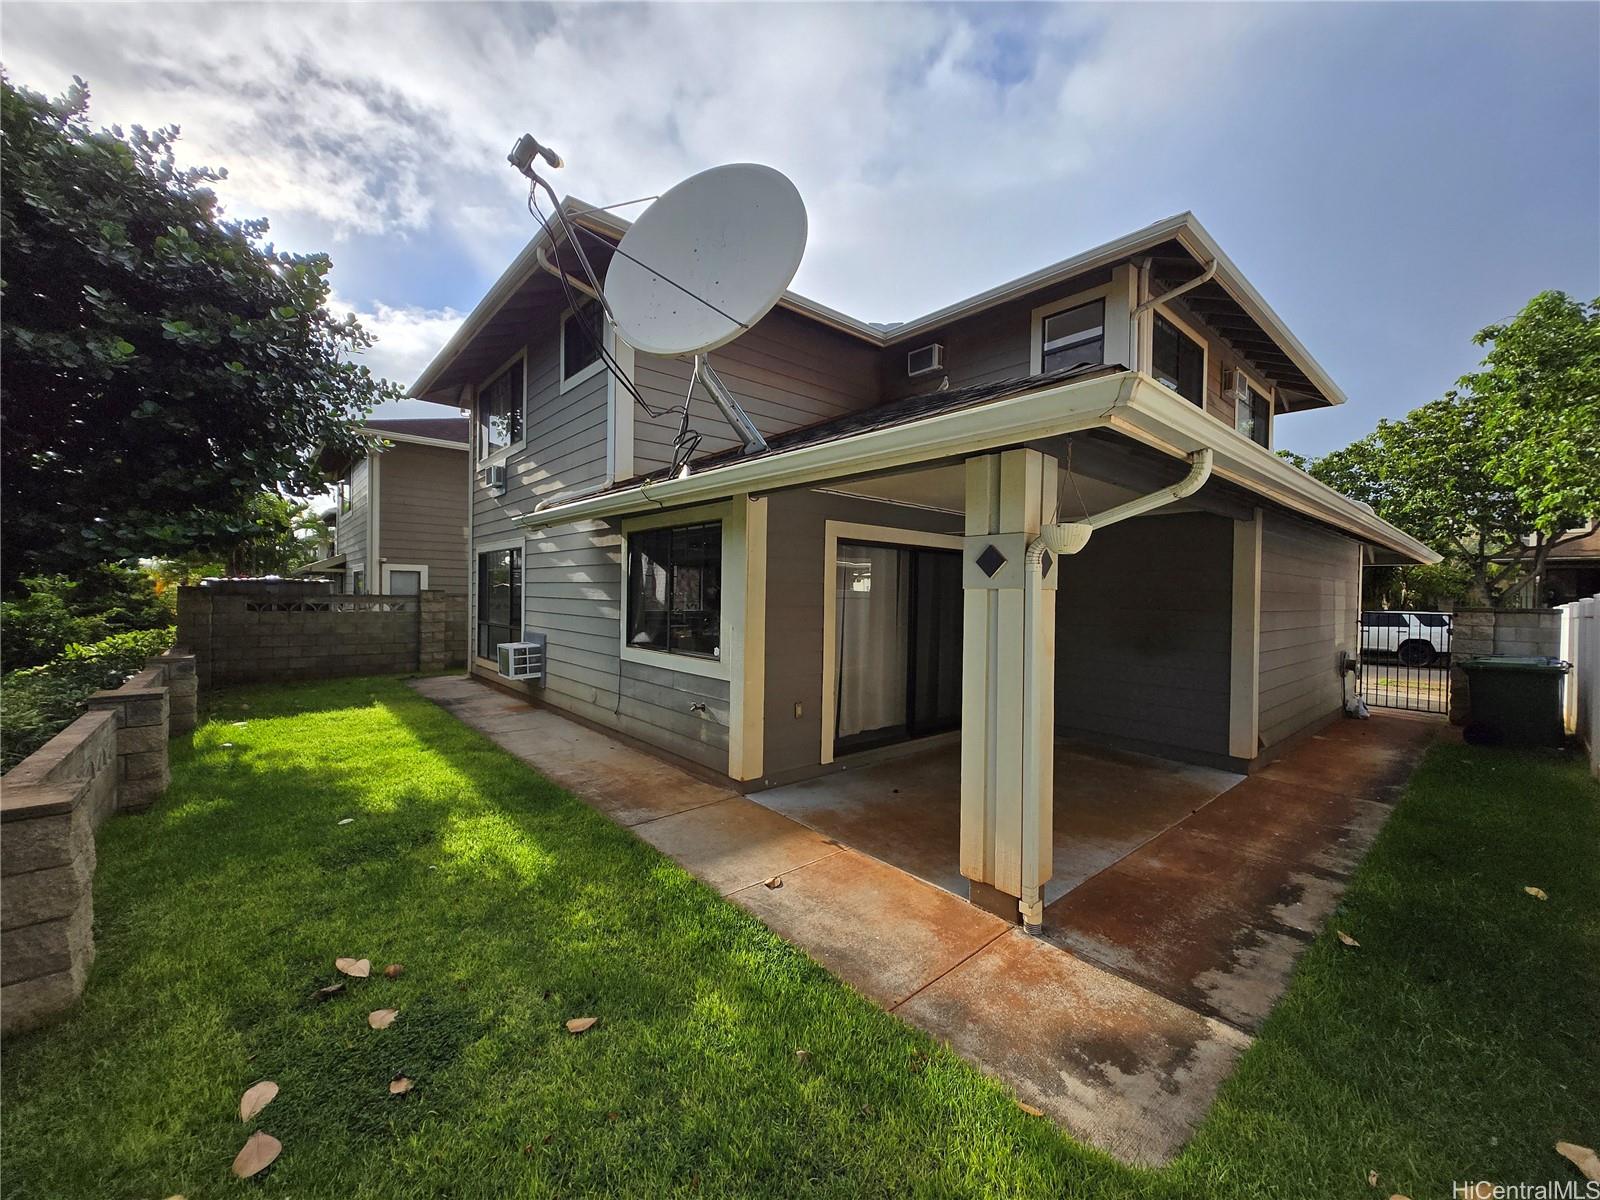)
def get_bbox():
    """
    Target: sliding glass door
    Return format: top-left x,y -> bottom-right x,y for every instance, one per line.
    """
834,541 -> 962,756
